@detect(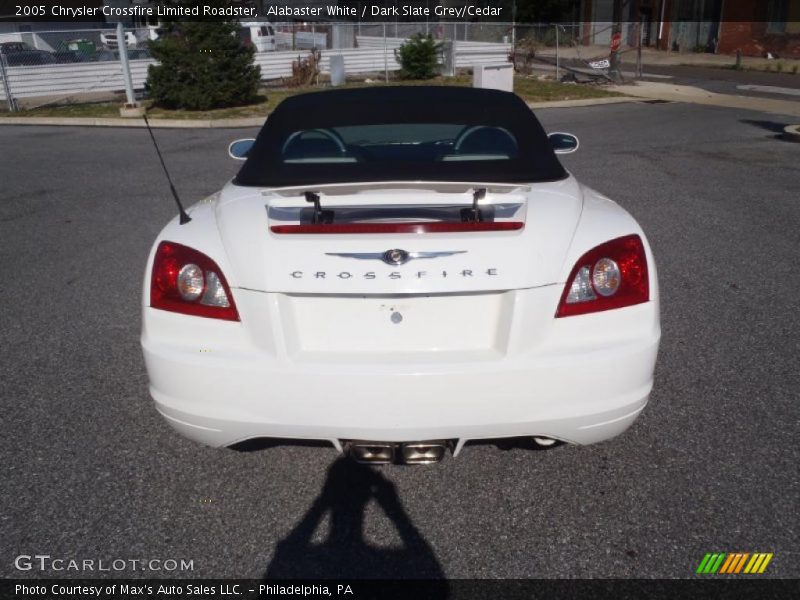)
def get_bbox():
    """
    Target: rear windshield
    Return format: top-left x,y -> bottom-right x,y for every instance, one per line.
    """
281,124 -> 518,164
235,87 -> 566,187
